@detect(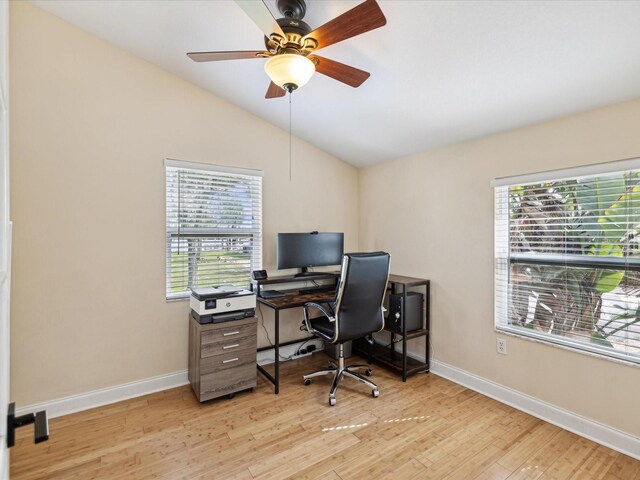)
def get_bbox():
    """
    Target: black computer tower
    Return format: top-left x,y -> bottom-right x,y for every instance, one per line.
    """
387,292 -> 423,333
